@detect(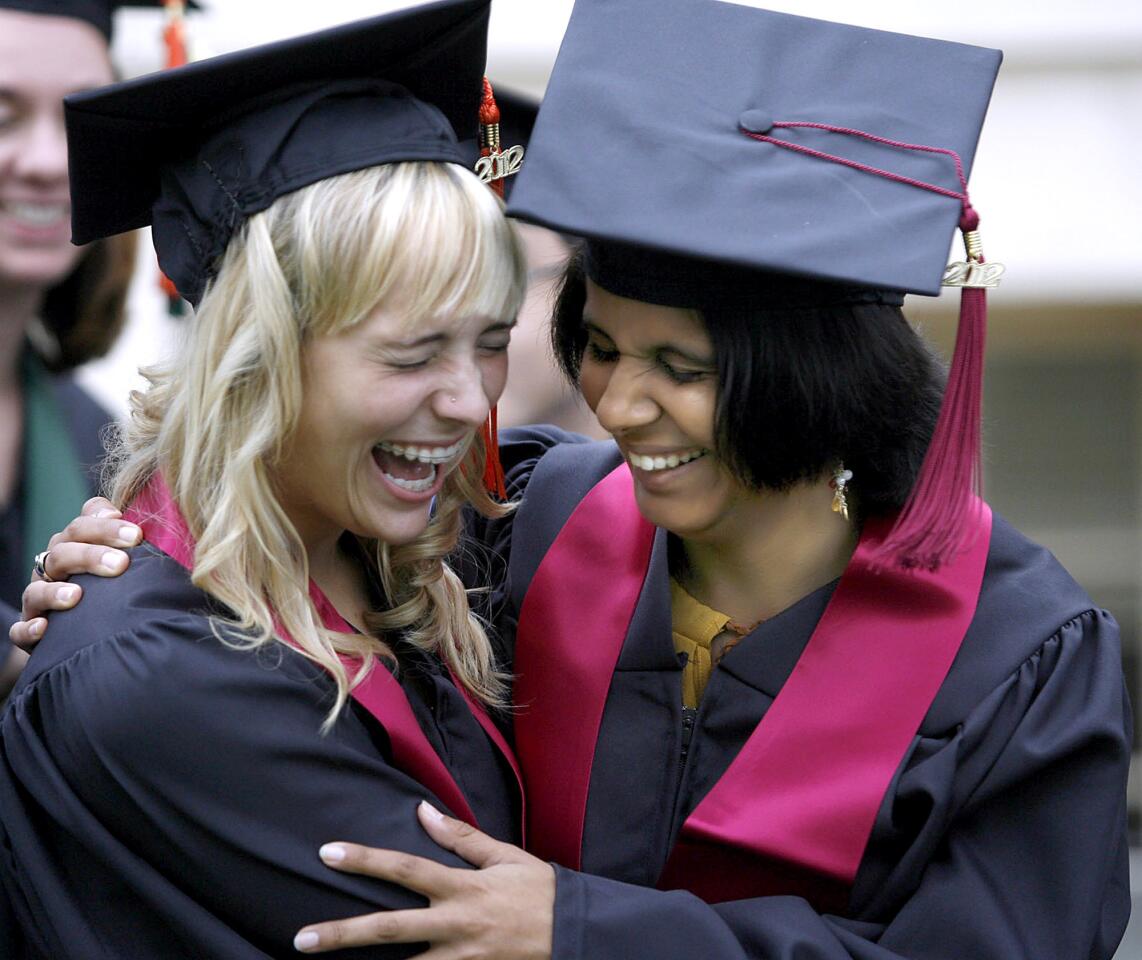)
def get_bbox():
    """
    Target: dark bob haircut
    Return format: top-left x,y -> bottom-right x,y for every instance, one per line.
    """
551,245 -> 945,522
